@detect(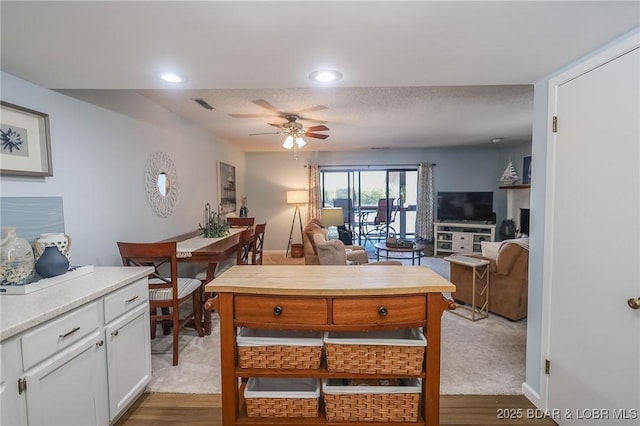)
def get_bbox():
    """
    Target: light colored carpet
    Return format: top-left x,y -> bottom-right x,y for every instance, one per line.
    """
146,255 -> 526,395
